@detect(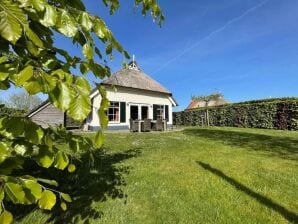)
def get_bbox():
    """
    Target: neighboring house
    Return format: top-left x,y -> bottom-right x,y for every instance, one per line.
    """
27,61 -> 178,130
185,97 -> 228,110
26,100 -> 80,128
